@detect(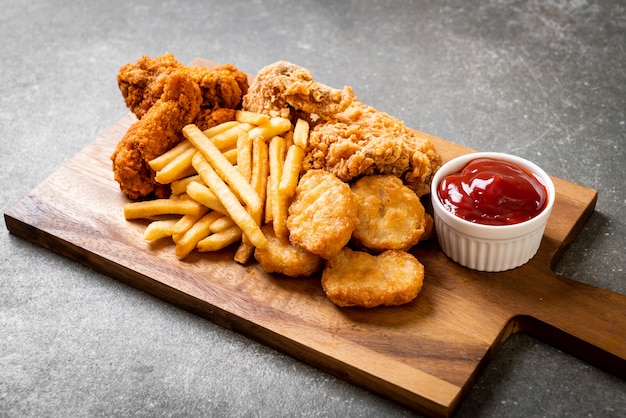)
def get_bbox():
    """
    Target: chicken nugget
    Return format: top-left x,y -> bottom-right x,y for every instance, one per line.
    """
351,175 -> 427,252
322,248 -> 424,308
254,225 -> 324,277
287,170 -> 359,260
